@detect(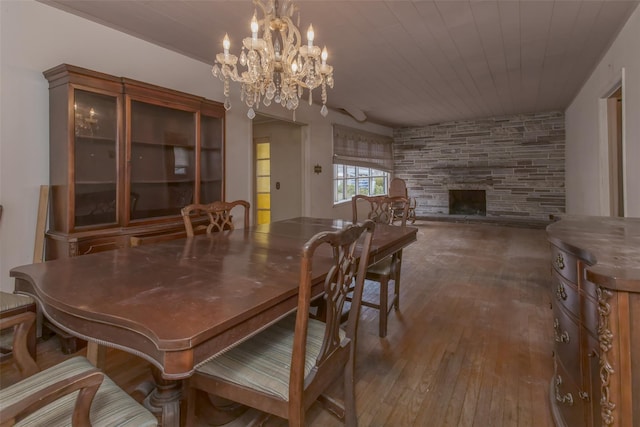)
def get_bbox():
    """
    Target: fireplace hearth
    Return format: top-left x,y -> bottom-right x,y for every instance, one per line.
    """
449,190 -> 486,216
